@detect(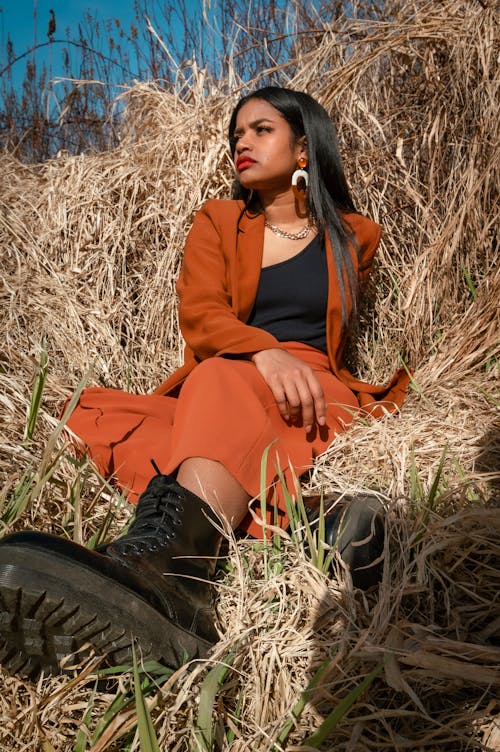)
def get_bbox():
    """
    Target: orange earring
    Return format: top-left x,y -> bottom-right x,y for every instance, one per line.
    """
291,157 -> 309,197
